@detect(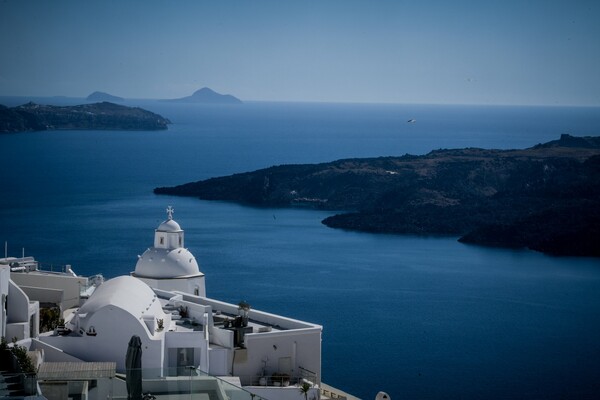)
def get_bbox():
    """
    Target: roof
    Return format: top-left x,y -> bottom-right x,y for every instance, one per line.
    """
77,276 -> 163,320
134,247 -> 202,279
157,219 -> 181,232
38,362 -> 116,380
